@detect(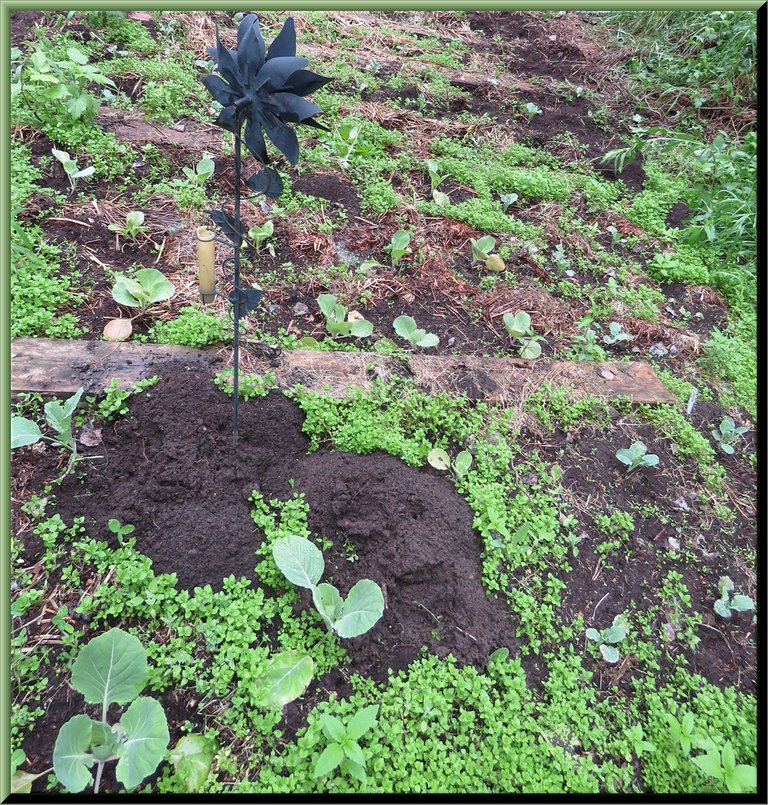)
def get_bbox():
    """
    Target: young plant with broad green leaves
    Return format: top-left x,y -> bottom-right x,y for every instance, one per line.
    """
470,235 -> 496,263
181,154 -> 215,185
107,268 -> 175,340
247,219 -> 276,256
711,416 -> 748,455
51,148 -> 95,193
167,734 -> 220,794
502,311 -> 544,359
427,447 -> 473,478
317,293 -> 373,339
500,192 -> 518,211
387,230 -> 411,267
17,46 -> 115,124
713,576 -> 754,618
571,325 -> 607,361
524,101 -> 542,121
112,268 -> 175,314
52,628 -> 170,793
393,315 -> 439,348
585,614 -> 628,663
425,158 -> 450,205
602,322 -> 634,345
107,211 -> 150,242
616,440 -> 659,473
11,388 -> 89,481
272,535 -> 384,638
